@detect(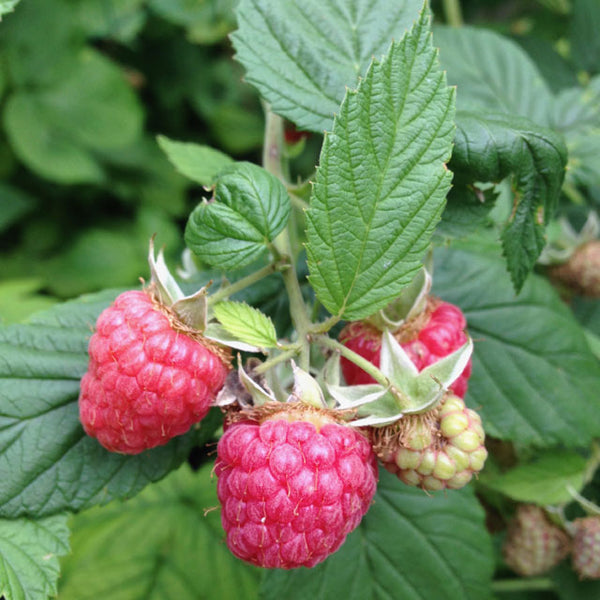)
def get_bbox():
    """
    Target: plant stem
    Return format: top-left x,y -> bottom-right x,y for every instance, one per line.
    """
207,262 -> 283,305
253,347 -> 301,375
491,578 -> 554,593
443,0 -> 463,26
262,103 -> 288,182
563,181 -> 586,205
313,335 -> 391,390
